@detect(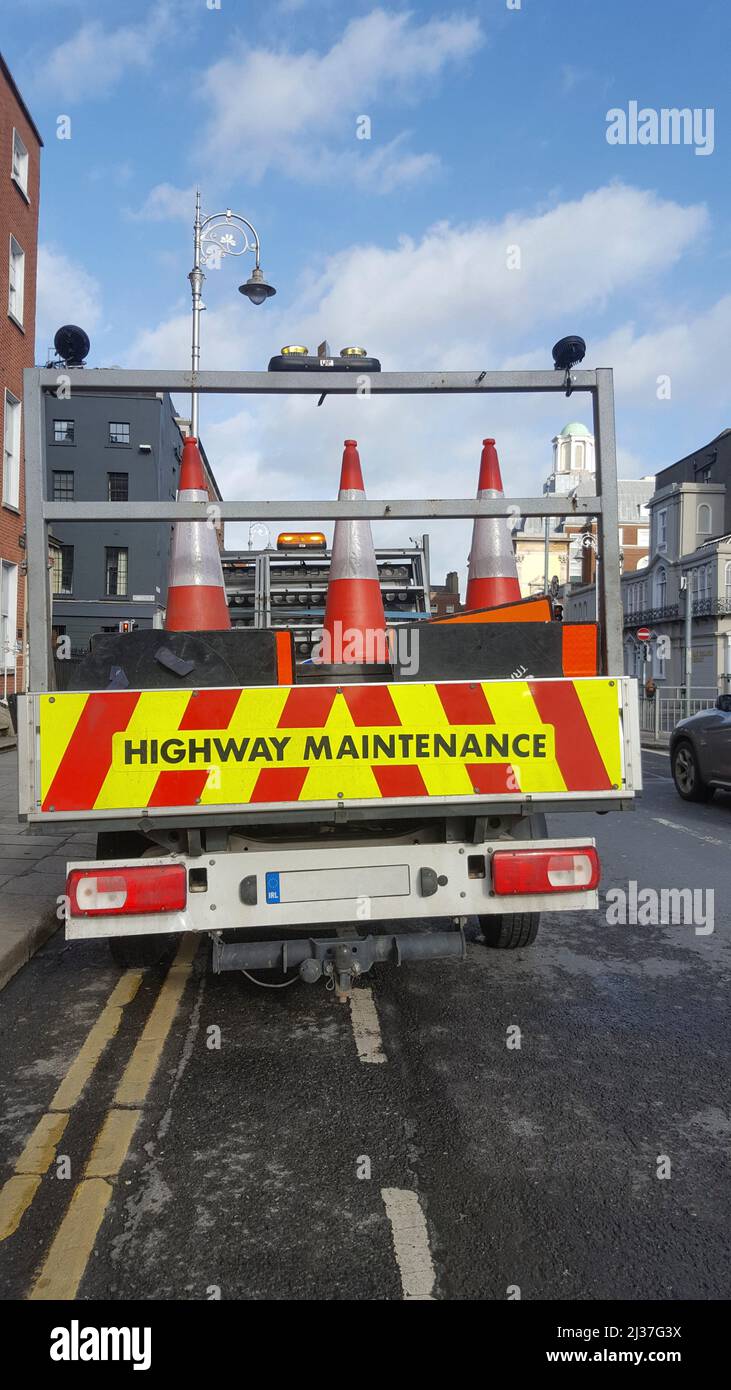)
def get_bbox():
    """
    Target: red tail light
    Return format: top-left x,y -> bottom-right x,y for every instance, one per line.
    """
67,864 -> 187,917
492,846 -> 600,896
